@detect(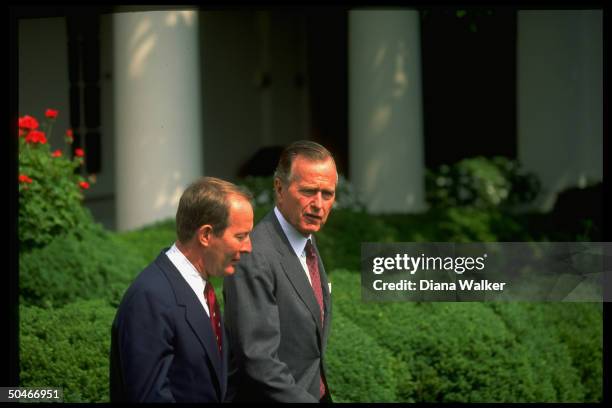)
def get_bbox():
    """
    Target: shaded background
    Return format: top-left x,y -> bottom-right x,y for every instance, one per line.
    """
16,6 -> 603,232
